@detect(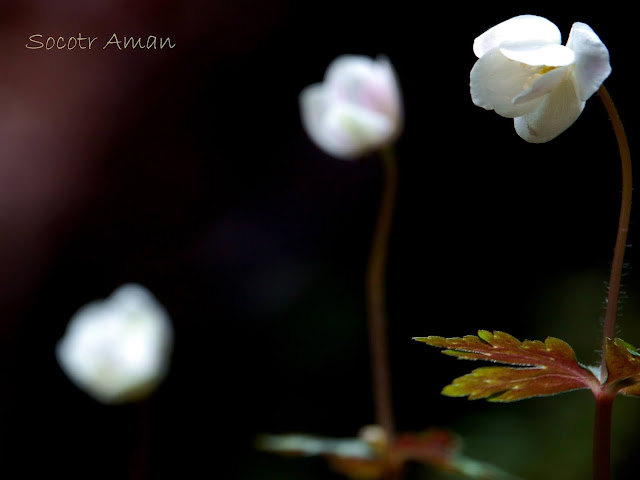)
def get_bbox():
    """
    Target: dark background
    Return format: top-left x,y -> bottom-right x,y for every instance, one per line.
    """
0,1 -> 636,478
